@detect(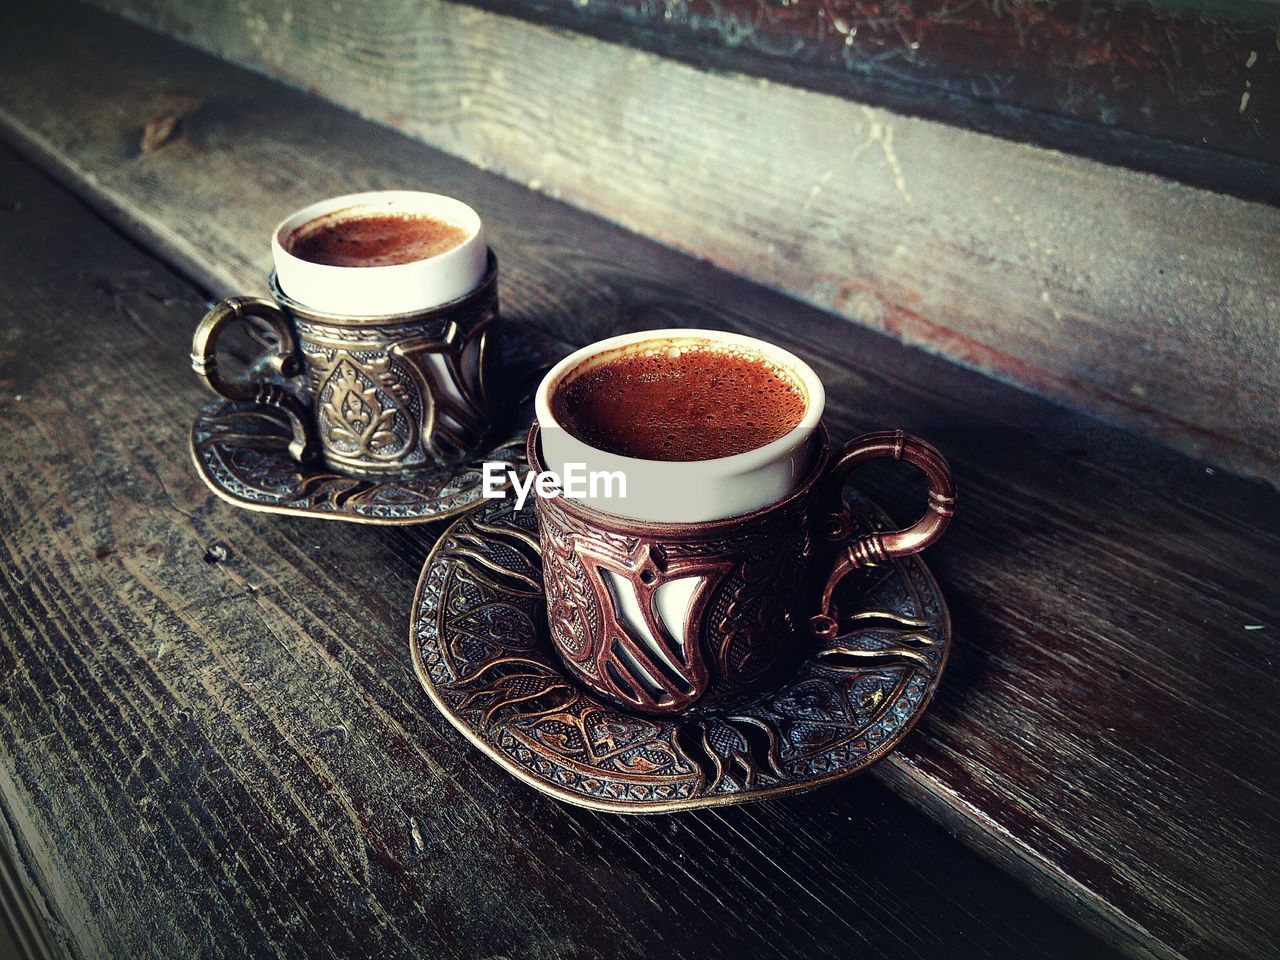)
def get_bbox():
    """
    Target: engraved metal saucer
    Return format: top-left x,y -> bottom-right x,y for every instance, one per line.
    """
191,401 -> 528,524
409,492 -> 951,813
